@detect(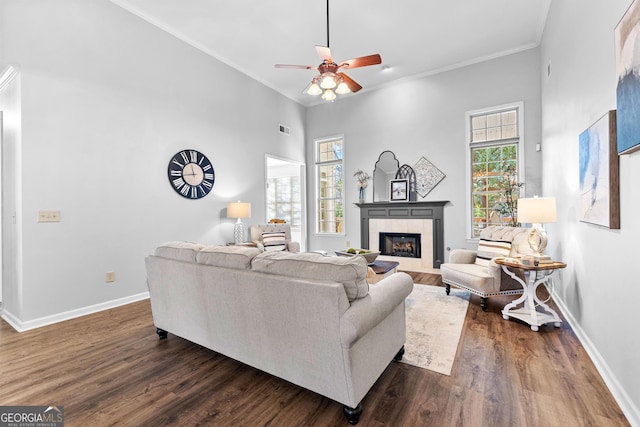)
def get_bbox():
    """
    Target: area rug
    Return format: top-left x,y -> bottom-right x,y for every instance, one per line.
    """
400,284 -> 470,375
